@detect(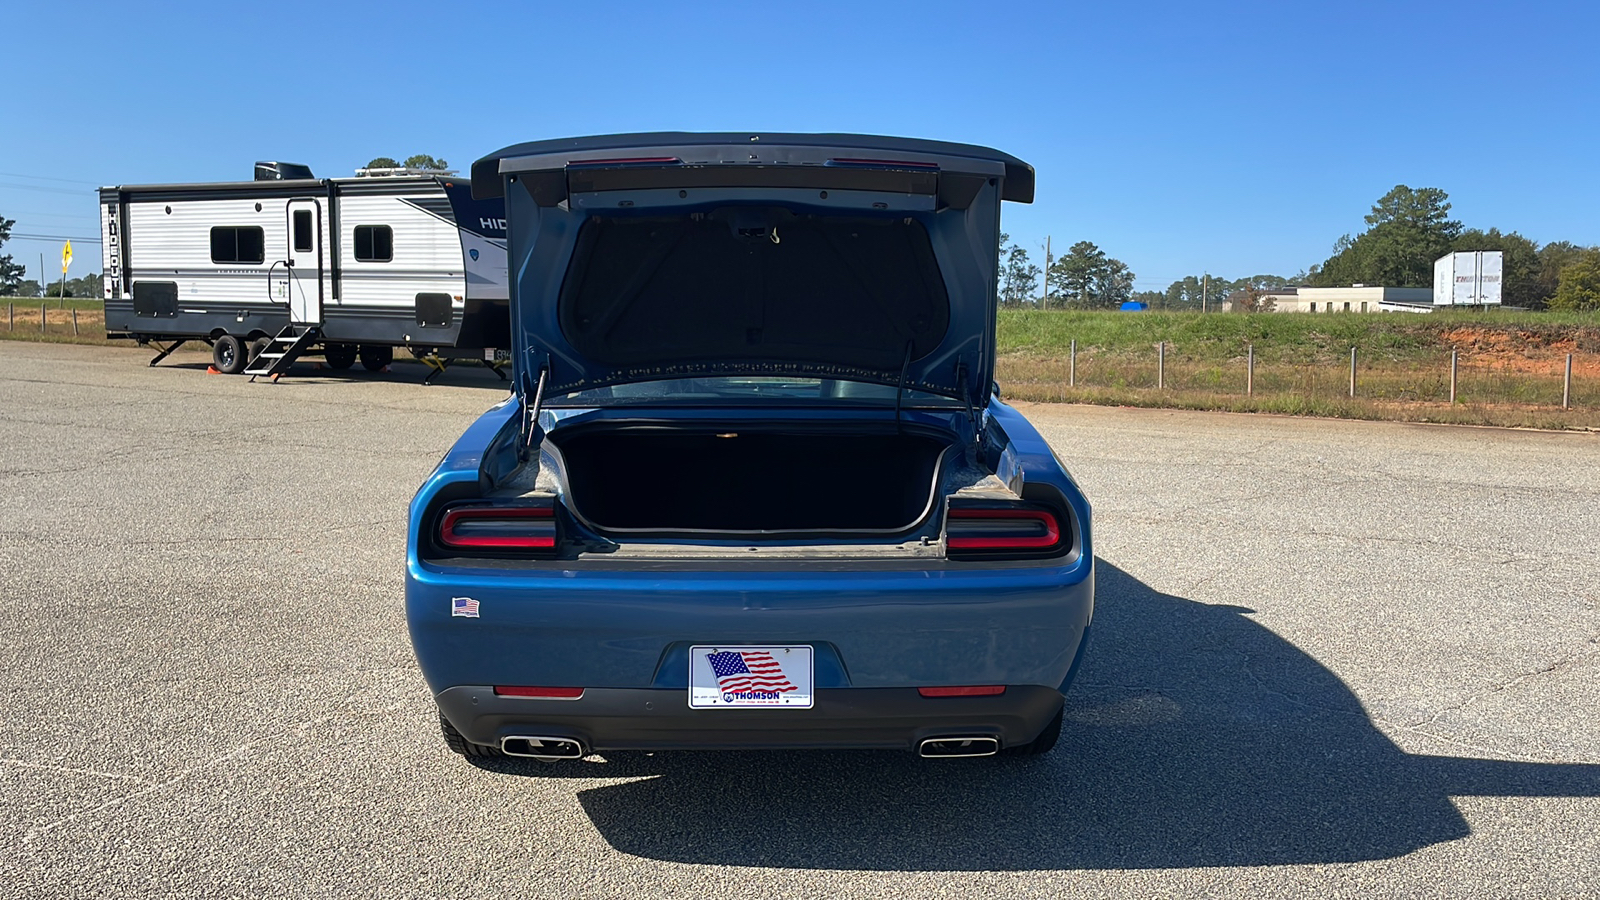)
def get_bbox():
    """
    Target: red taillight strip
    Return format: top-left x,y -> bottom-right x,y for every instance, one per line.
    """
919,686 -> 1007,697
946,508 -> 1061,550
494,686 -> 584,700
439,506 -> 556,550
